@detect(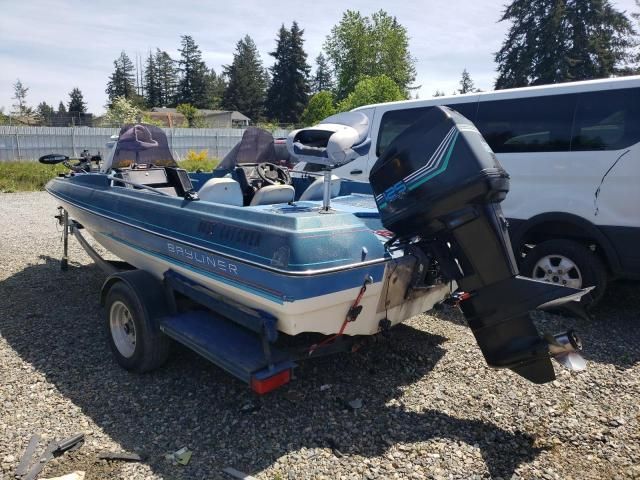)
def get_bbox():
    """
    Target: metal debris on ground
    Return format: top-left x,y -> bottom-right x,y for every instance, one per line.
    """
164,447 -> 192,466
15,434 -> 41,478
221,466 -> 259,480
96,451 -> 142,462
15,433 -> 85,480
239,401 -> 260,413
